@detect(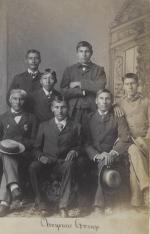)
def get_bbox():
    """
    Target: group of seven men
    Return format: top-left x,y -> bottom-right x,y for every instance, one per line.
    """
0,41 -> 149,217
